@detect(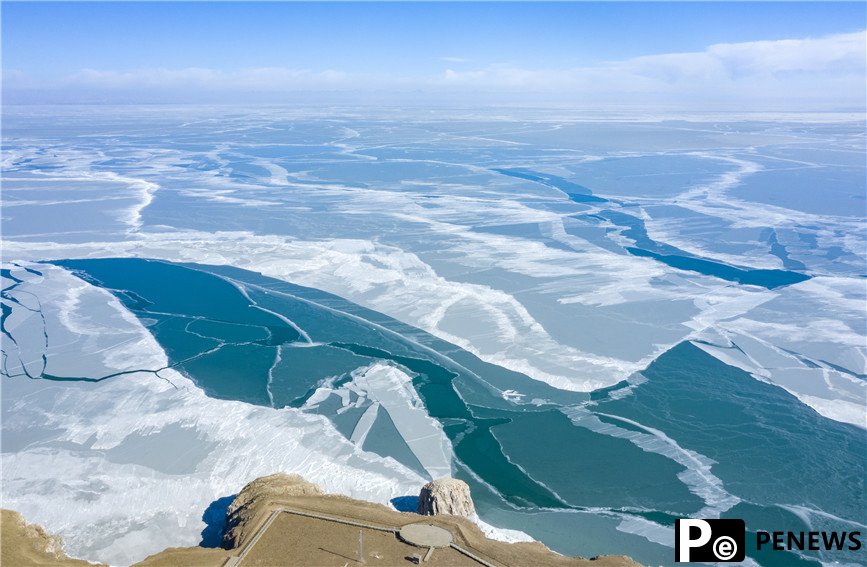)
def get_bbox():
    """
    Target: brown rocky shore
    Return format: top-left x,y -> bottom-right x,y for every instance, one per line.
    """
2,474 -> 641,567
